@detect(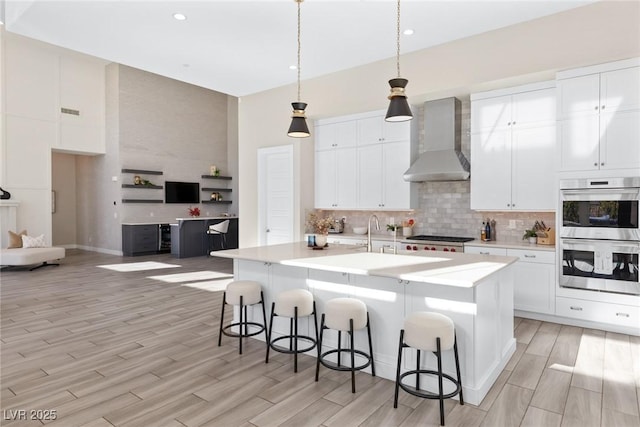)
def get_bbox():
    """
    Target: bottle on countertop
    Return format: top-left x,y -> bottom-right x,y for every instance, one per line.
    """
485,219 -> 491,241
481,222 -> 486,241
